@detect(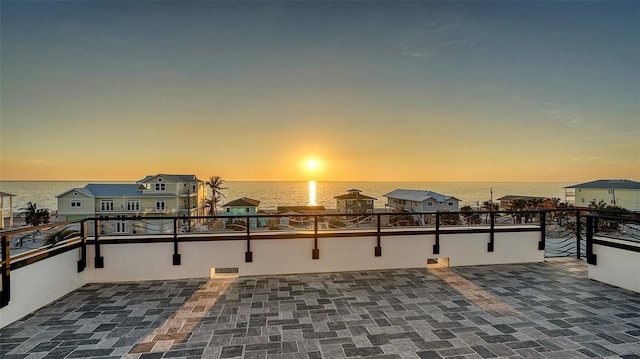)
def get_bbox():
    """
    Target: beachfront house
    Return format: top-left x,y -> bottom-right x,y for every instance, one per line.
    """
56,174 -> 206,234
383,189 -> 460,213
565,179 -> 640,212
0,191 -> 16,229
221,197 -> 266,229
334,189 -> 376,214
